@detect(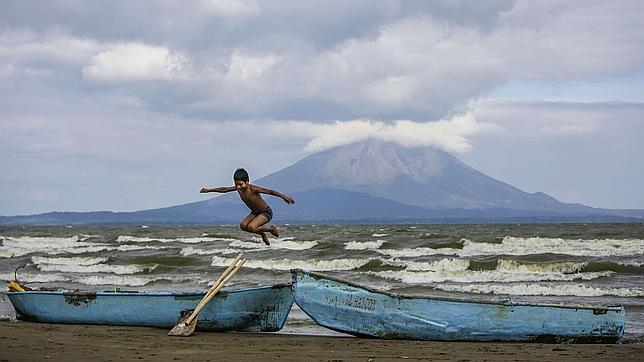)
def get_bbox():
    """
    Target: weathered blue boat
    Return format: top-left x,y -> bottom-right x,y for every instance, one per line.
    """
7,283 -> 294,332
291,269 -> 625,343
